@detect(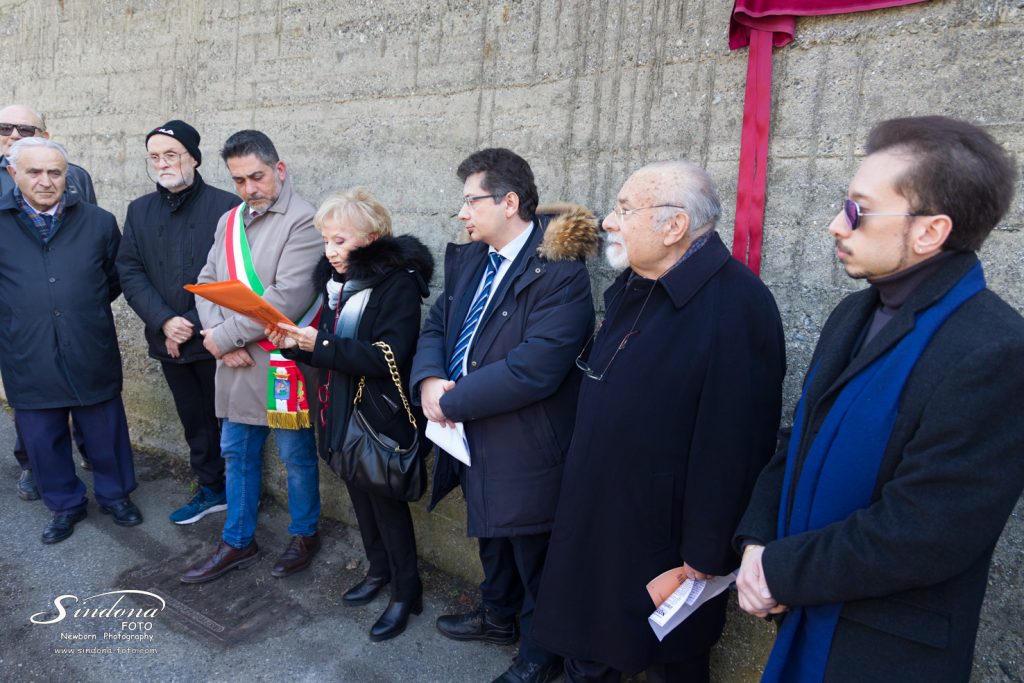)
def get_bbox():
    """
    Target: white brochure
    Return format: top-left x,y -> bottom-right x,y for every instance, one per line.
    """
648,572 -> 737,642
425,420 -> 471,466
